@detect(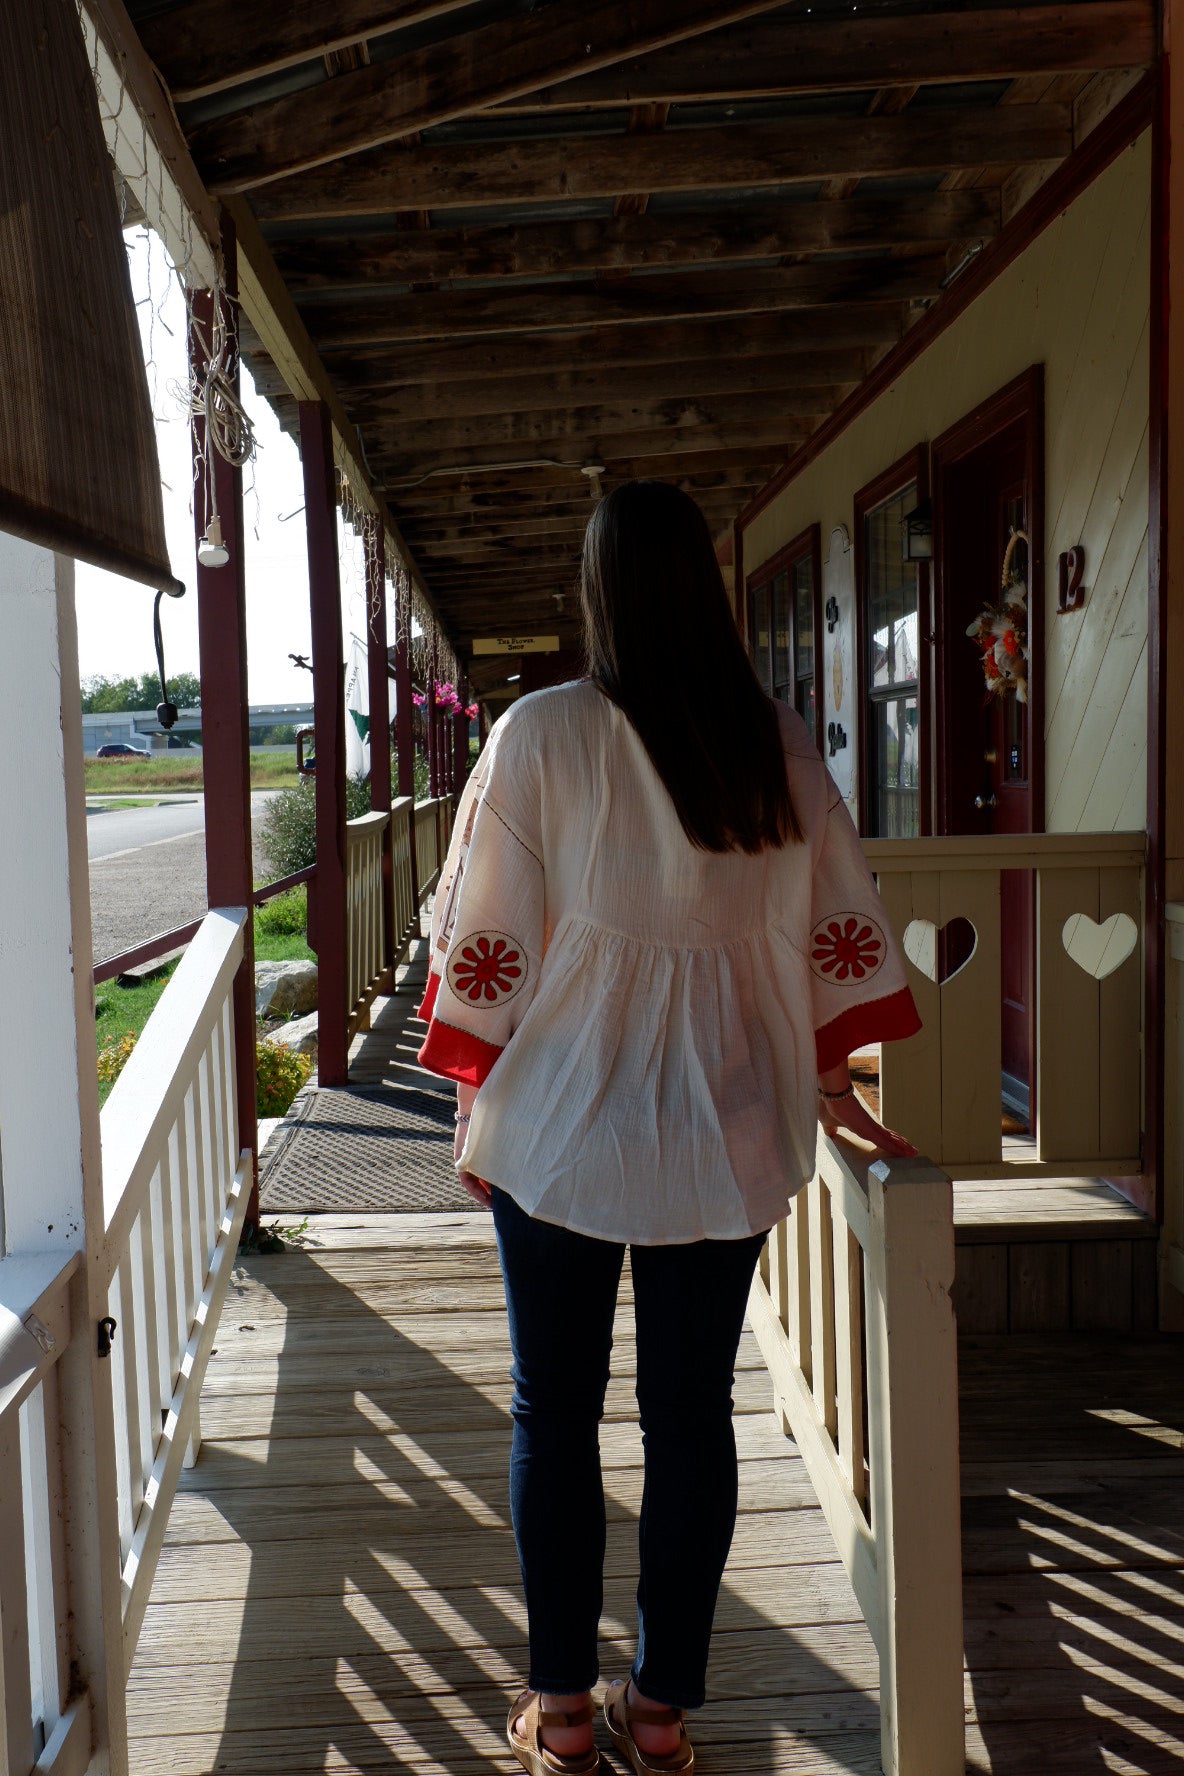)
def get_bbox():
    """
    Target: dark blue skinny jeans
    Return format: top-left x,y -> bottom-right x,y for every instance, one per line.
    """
490,1186 -> 766,1710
